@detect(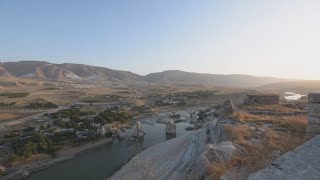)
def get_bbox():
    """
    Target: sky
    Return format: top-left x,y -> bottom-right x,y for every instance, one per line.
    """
0,0 -> 320,80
